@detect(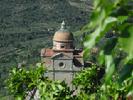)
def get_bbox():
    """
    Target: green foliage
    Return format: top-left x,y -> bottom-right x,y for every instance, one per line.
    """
6,63 -> 73,100
78,0 -> 133,99
73,65 -> 103,93
38,81 -> 73,100
118,26 -> 133,62
6,63 -> 46,99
